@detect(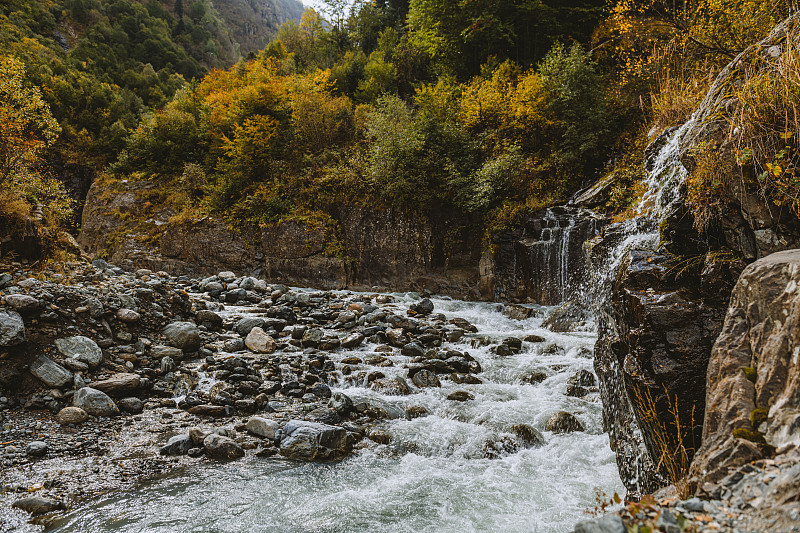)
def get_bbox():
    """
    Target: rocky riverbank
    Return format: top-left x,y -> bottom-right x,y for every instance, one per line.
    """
1,259 -> 603,530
